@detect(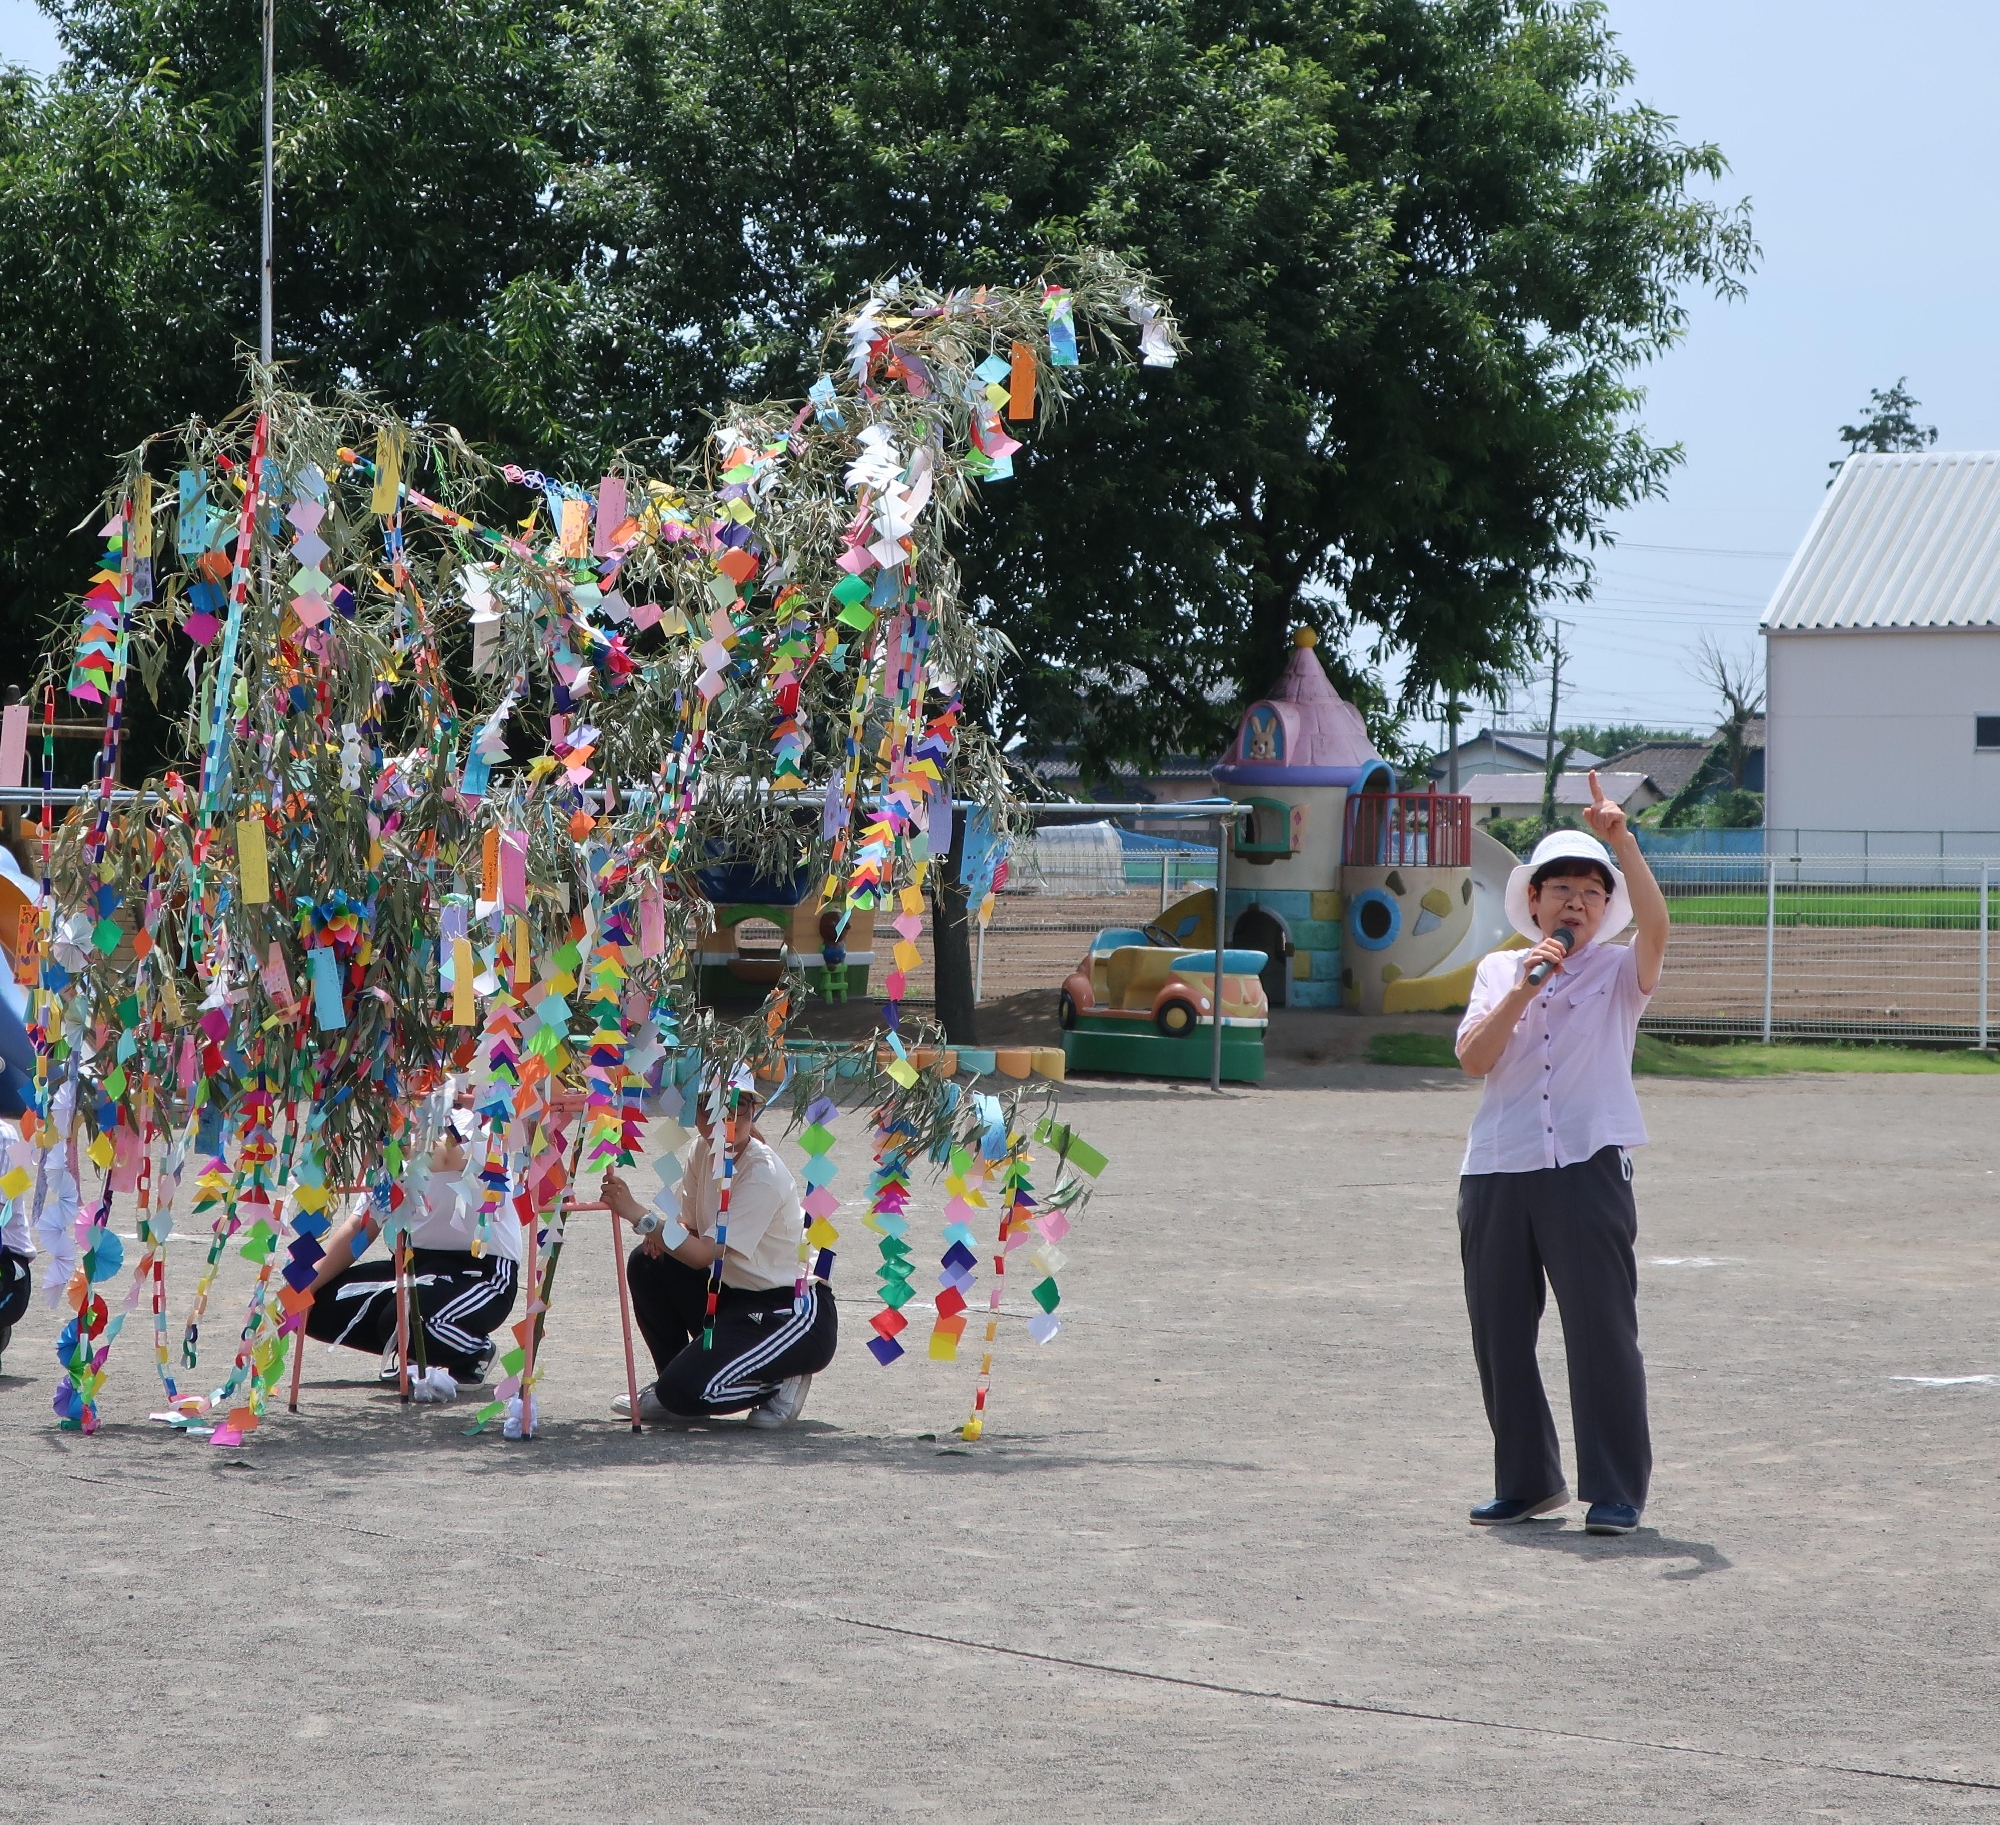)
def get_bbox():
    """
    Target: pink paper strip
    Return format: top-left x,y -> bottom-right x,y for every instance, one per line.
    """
594,475 -> 627,557
500,831 -> 528,912
0,703 -> 26,788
